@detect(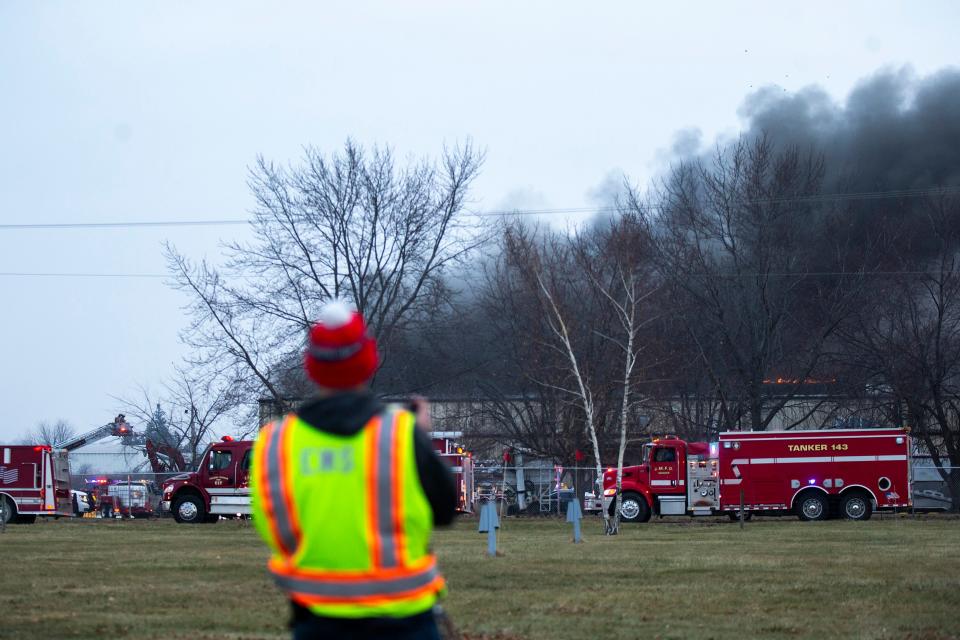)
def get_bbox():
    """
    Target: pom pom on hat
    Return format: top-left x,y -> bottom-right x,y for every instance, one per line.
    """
304,300 -> 379,389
